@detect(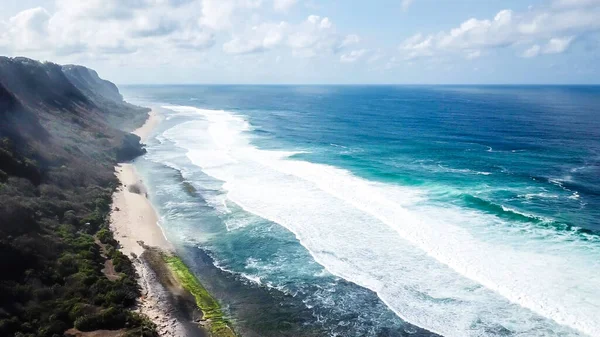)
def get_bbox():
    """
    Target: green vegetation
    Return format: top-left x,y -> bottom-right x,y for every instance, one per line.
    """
0,174 -> 157,336
163,254 -> 236,337
0,57 -> 155,336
